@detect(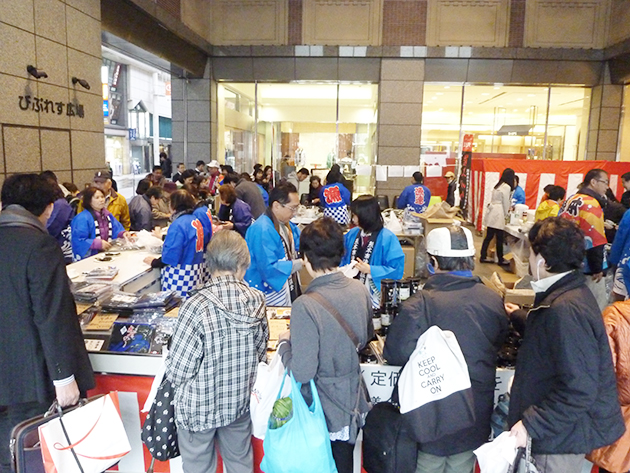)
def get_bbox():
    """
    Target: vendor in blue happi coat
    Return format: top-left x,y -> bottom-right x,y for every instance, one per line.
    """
245,182 -> 302,306
144,190 -> 205,298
